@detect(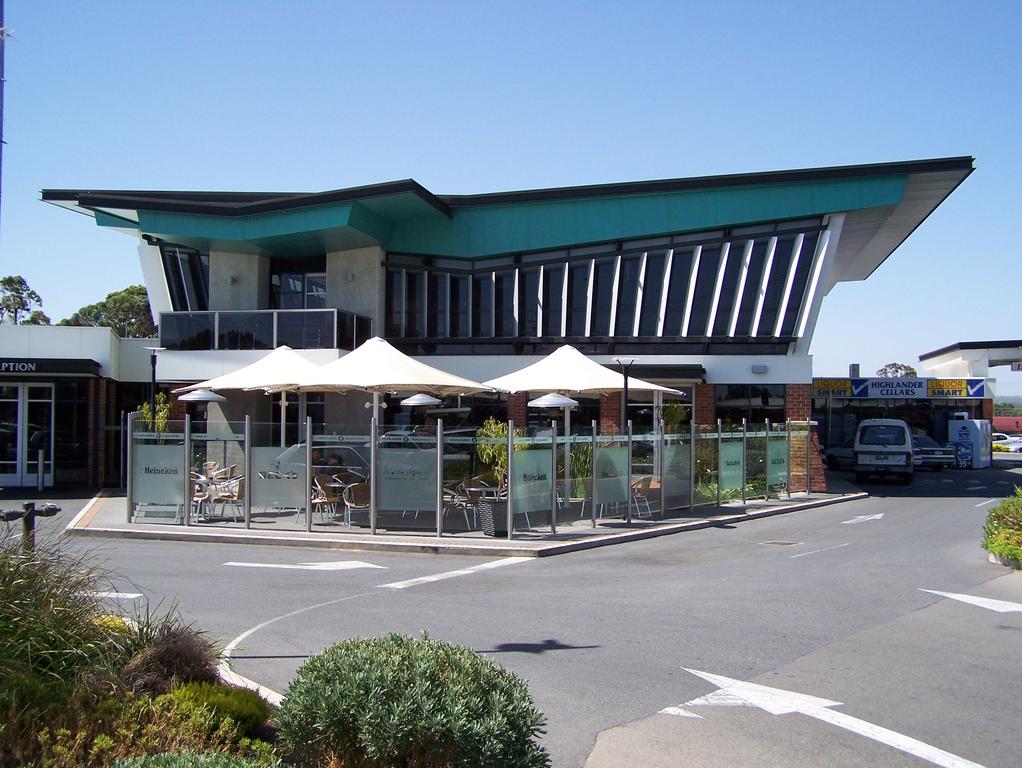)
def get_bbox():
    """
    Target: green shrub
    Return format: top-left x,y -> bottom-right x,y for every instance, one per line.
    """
169,683 -> 271,738
121,606 -> 220,696
277,633 -> 549,768
982,487 -> 1022,557
986,528 -> 1022,562
993,443 -> 1010,452
112,750 -> 276,767
0,536 -> 131,719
